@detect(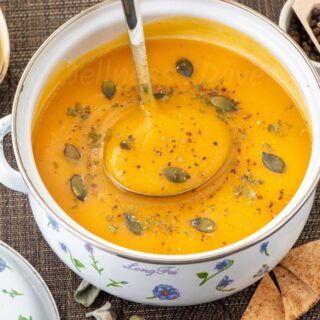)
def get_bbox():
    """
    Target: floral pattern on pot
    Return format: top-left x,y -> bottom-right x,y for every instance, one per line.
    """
0,257 -> 12,272
28,187 -> 314,305
259,241 -> 270,256
59,242 -> 86,272
253,264 -> 270,278
216,275 -> 236,292
85,243 -> 104,275
2,288 -> 24,299
47,214 -> 60,232
0,242 -> 59,318
106,279 -> 129,288
147,284 -> 180,300
196,259 -> 234,286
